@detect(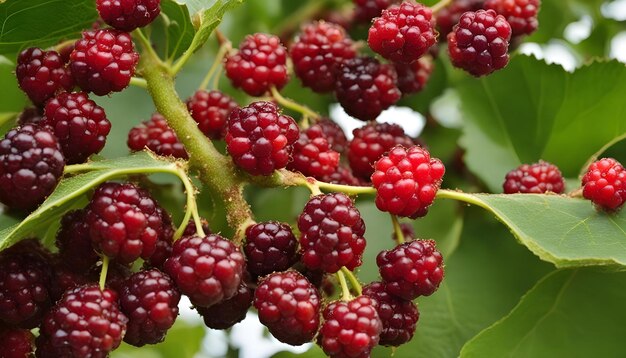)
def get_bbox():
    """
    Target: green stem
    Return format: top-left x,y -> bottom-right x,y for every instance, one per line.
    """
316,181 -> 376,195
172,166 -> 205,239
130,77 -> 148,89
390,214 -> 405,244
133,29 -> 160,63
199,42 -> 231,90
340,267 -> 362,296
578,132 -> 626,179
431,0 -> 453,13
436,189 -> 489,209
99,255 -> 110,290
336,270 -> 352,301
140,51 -> 254,243
270,86 -> 320,120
